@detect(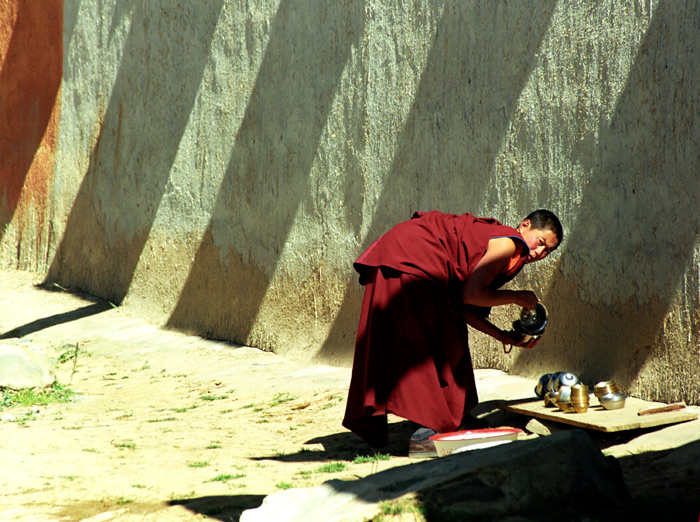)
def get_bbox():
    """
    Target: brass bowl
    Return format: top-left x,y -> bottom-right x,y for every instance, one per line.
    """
594,381 -> 621,398
558,401 -> 575,413
573,404 -> 588,413
544,391 -> 558,407
570,384 -> 589,398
